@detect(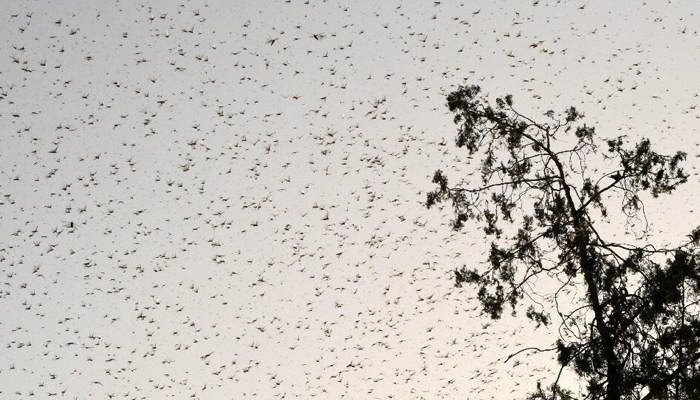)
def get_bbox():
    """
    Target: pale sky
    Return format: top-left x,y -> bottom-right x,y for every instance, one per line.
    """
1,0 -> 699,399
